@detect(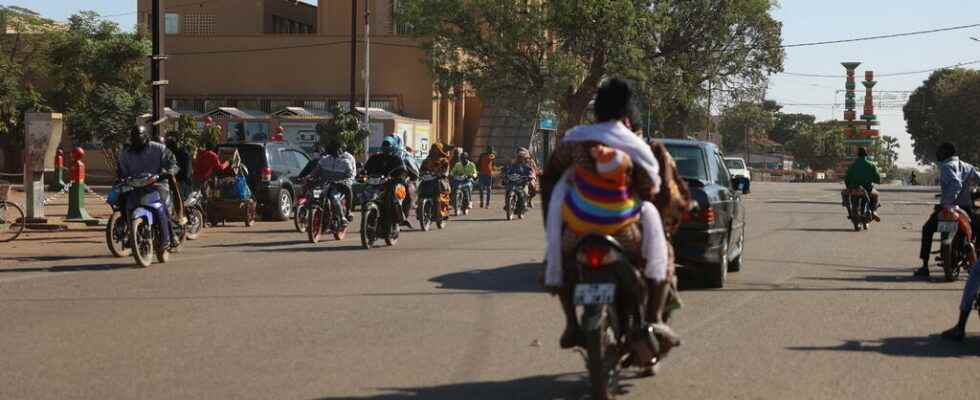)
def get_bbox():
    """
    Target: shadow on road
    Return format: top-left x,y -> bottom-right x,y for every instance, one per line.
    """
429,262 -> 544,293
250,244 -> 364,253
782,227 -> 858,233
0,262 -> 130,273
0,255 -> 107,263
766,200 -> 840,205
313,373 -> 594,400
787,335 -> 980,358
802,275 -> 928,284
203,239 -> 310,248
